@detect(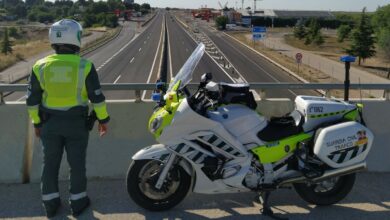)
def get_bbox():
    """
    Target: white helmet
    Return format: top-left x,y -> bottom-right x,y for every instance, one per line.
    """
49,19 -> 83,48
